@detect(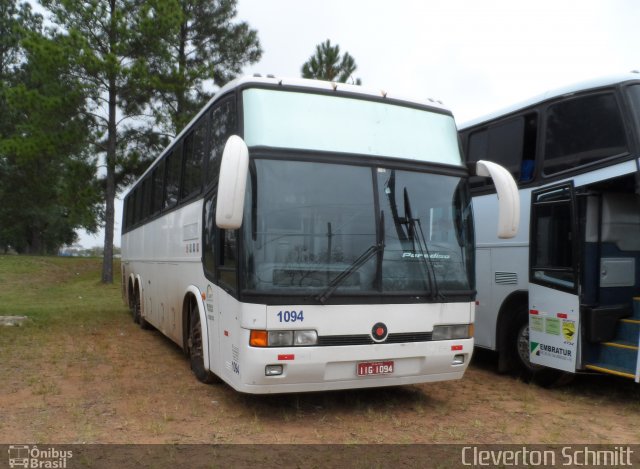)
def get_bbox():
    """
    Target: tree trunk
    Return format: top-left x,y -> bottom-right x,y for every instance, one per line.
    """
101,81 -> 116,283
101,0 -> 117,284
